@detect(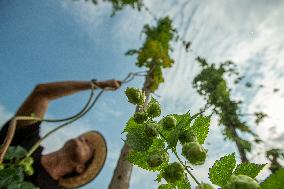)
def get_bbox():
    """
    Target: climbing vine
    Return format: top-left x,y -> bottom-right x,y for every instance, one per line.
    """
122,87 -> 284,189
192,57 -> 258,162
